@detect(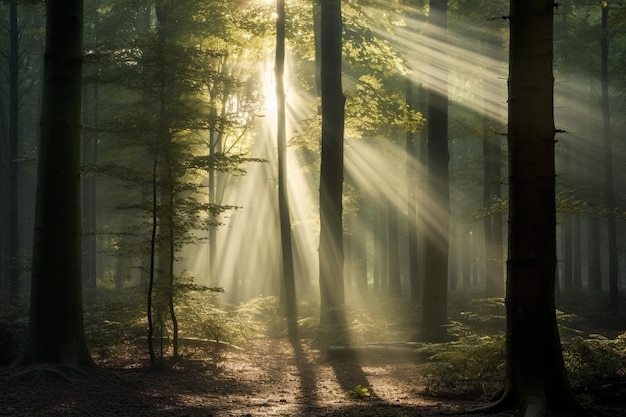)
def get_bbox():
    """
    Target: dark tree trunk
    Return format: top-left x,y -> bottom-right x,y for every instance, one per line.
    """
483,112 -> 504,297
587,217 -> 601,290
0,96 -> 7,295
420,0 -> 449,342
318,0 -> 346,329
487,0 -> 579,413
561,221 -> 573,290
8,0 -> 20,298
16,0 -> 94,367
147,153 -> 158,368
600,4 -> 619,312
572,215 -> 582,288
275,0 -> 298,337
